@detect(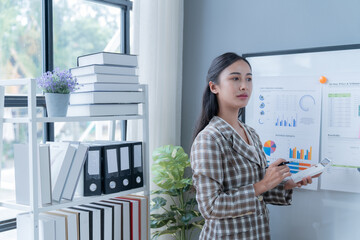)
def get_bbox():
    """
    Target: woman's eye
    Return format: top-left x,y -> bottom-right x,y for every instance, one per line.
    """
232,77 -> 239,81
246,77 -> 252,82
